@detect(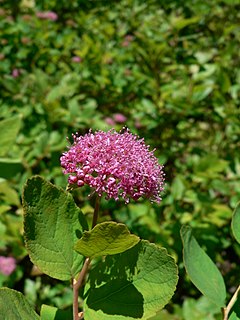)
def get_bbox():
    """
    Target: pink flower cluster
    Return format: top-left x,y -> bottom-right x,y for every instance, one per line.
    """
36,11 -> 58,21
71,56 -> 82,63
61,129 -> 164,203
12,69 -> 20,78
0,256 -> 16,276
